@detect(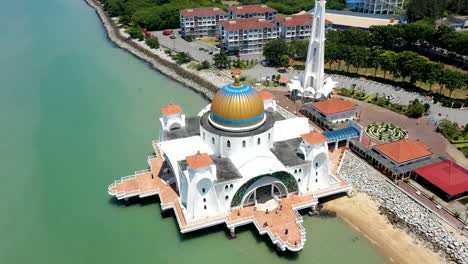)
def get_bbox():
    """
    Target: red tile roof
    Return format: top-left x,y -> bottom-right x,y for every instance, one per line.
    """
274,14 -> 332,27
278,76 -> 289,84
186,153 -> 213,169
229,4 -> 276,14
220,18 -> 277,31
180,7 -> 227,17
312,98 -> 356,115
413,160 -> 468,197
374,139 -> 432,164
258,90 -> 275,100
301,132 -> 328,145
161,104 -> 183,116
